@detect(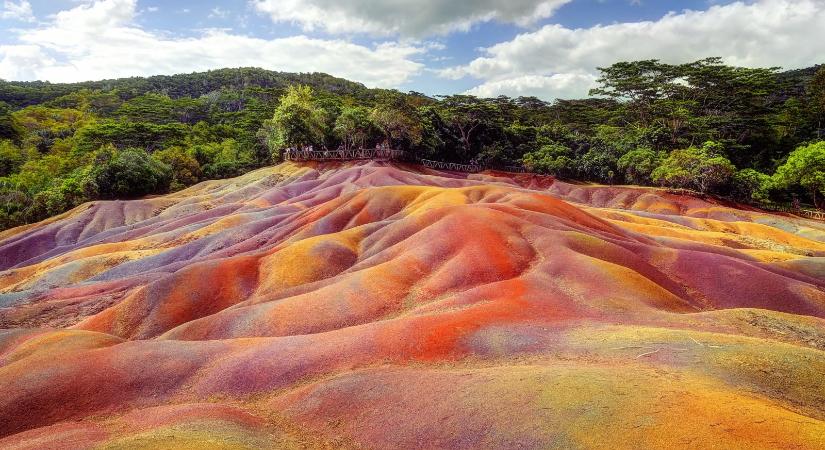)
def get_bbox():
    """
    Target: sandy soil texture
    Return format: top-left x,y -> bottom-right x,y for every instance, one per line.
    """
1,161 -> 824,449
